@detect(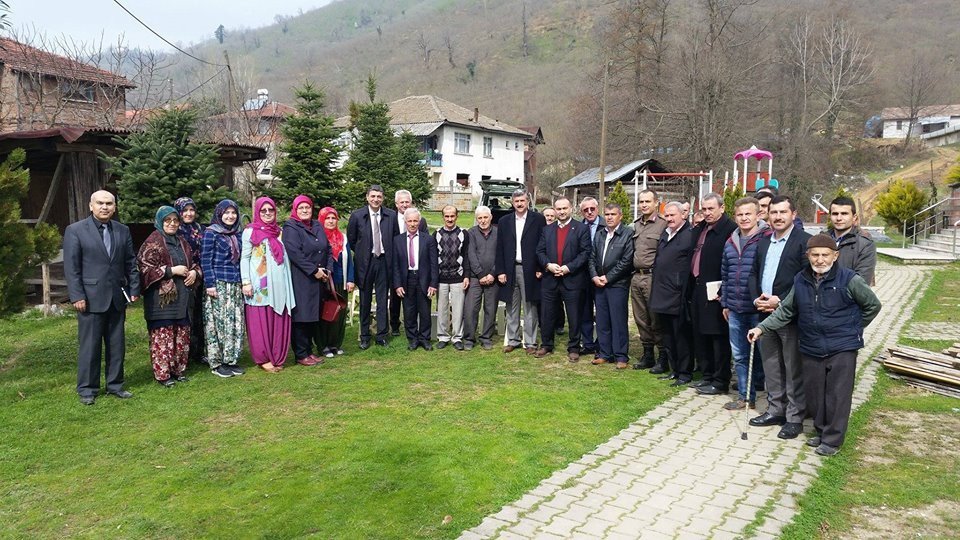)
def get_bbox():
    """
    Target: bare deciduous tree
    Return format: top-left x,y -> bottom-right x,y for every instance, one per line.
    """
896,52 -> 945,147
443,32 -> 456,68
415,30 -> 431,66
